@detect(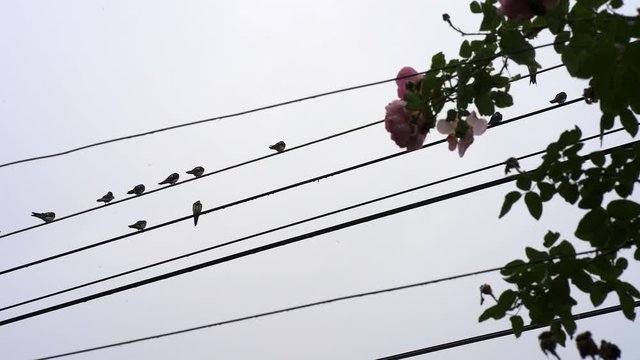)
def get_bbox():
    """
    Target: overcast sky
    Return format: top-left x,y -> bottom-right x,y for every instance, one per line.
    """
0,1 -> 639,359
